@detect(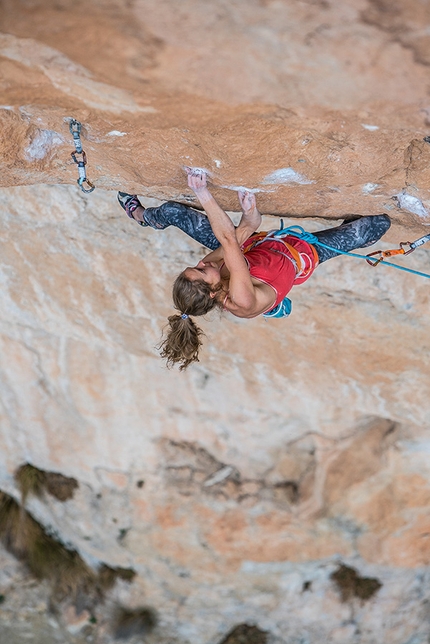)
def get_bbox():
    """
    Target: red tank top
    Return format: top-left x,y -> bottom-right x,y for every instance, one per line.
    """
242,234 -> 318,310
